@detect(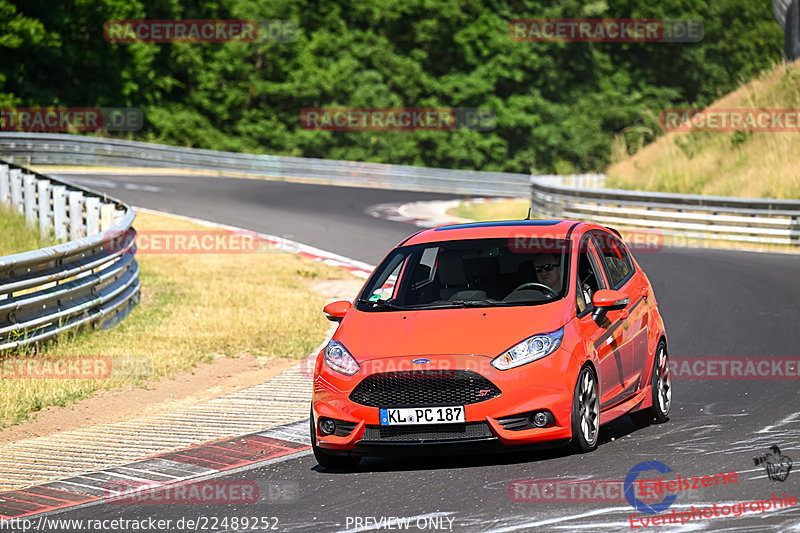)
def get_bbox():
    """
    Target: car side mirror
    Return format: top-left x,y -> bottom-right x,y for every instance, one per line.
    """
591,289 -> 629,326
323,300 -> 352,322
